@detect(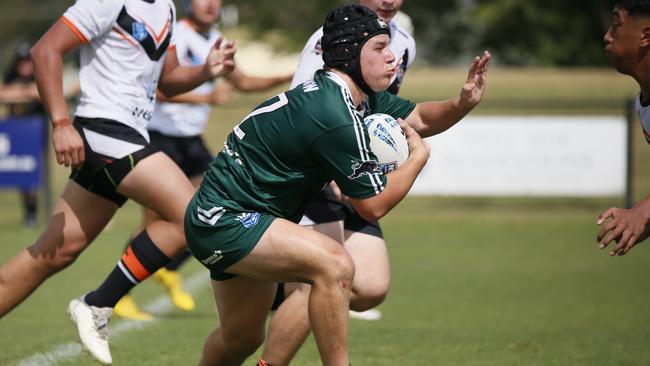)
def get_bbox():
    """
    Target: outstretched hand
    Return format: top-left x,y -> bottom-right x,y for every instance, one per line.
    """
459,50 -> 491,109
596,203 -> 650,256
204,37 -> 236,79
